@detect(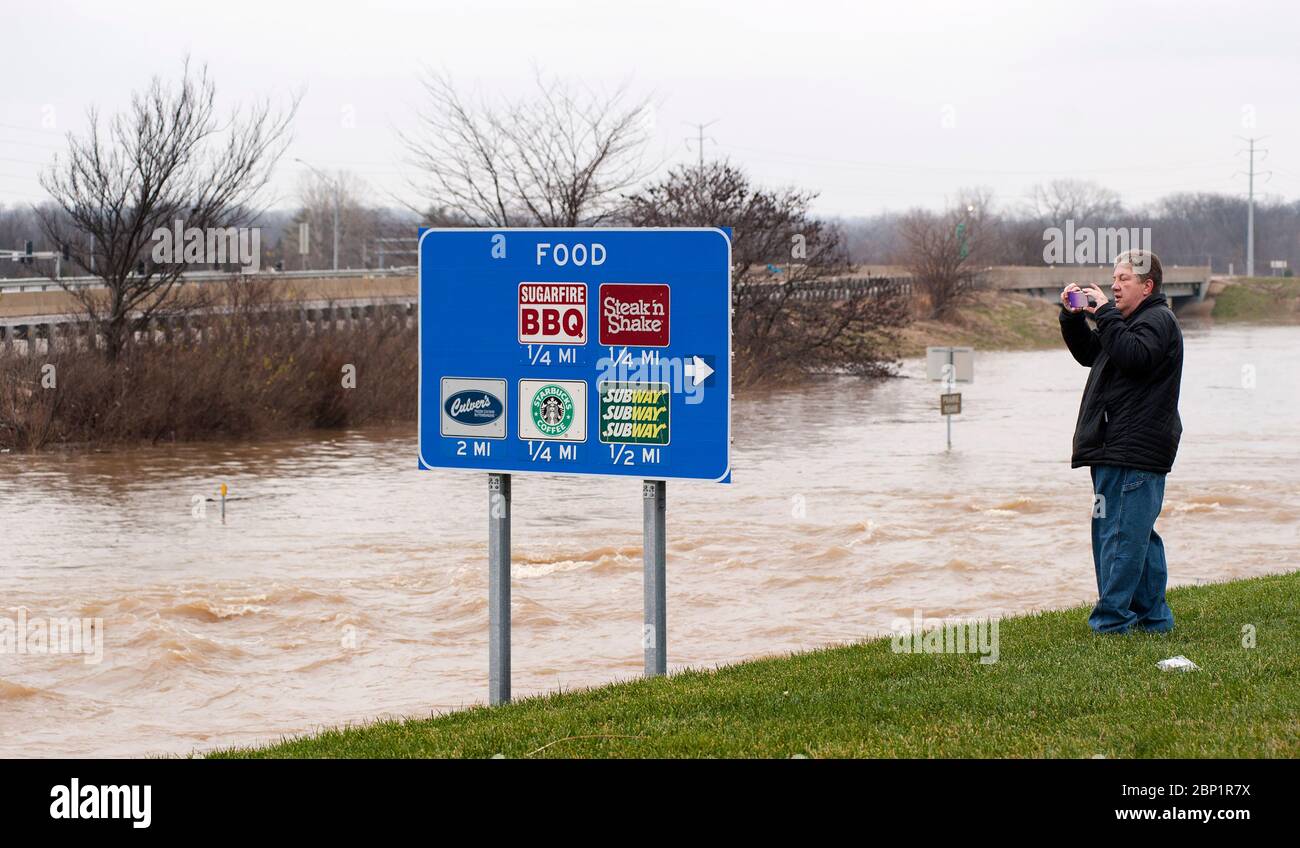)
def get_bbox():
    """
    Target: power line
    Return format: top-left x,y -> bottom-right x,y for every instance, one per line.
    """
721,142 -> 1237,177
0,122 -> 65,135
0,136 -> 63,151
